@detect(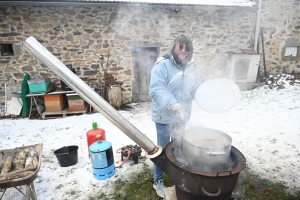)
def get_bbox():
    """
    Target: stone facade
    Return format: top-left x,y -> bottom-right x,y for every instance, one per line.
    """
0,1 -> 299,107
259,0 -> 300,75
